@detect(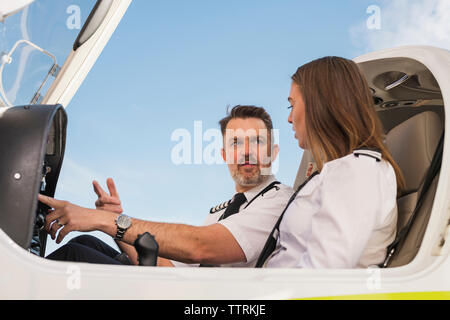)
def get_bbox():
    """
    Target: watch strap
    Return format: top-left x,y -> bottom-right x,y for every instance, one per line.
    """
115,227 -> 126,240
